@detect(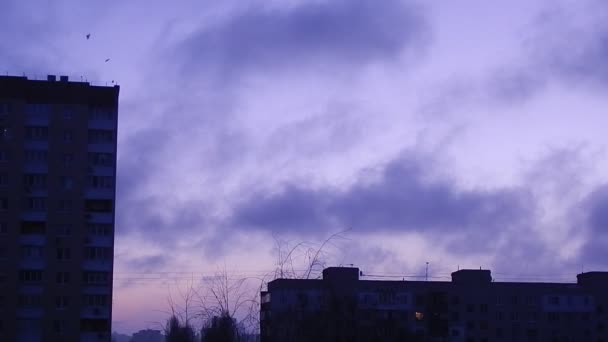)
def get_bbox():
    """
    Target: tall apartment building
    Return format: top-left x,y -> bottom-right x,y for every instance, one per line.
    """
261,267 -> 608,342
0,75 -> 119,341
